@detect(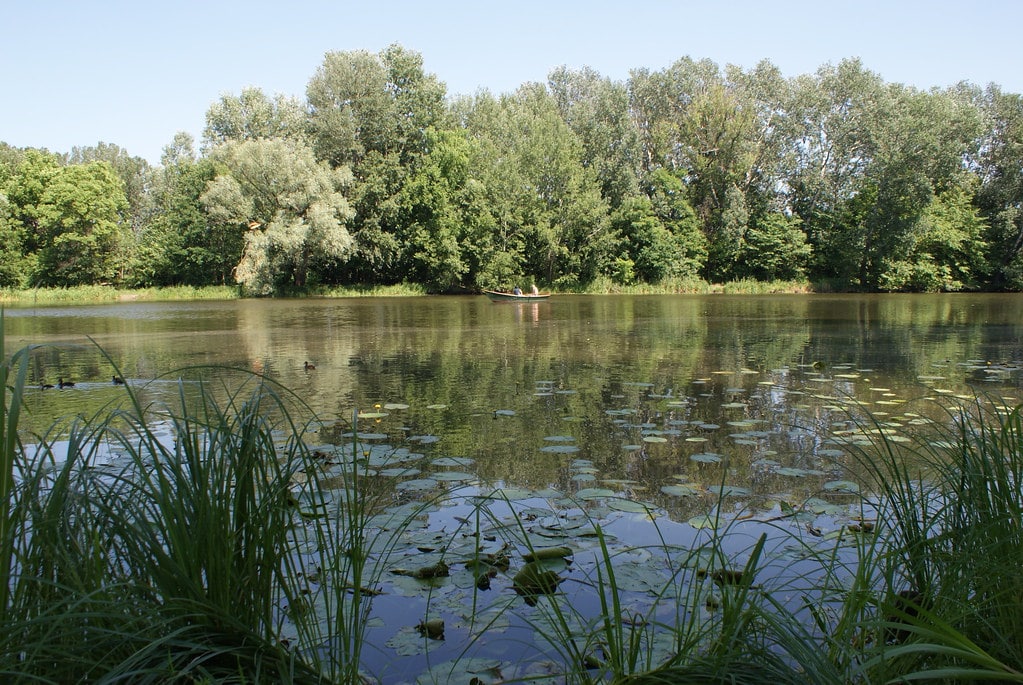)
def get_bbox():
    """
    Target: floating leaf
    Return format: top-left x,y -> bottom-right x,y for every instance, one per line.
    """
357,412 -> 389,419
433,471 -> 475,482
688,514 -> 719,529
775,467 -> 815,477
690,453 -> 722,464
544,435 -> 575,442
426,404 -> 447,410
432,456 -> 474,467
384,402 -> 410,410
493,409 -> 516,417
823,480 -> 860,493
575,487 -> 616,500
482,487 -> 532,501
661,484 -> 701,497
379,467 -> 420,478
643,435 -> 668,443
541,444 -> 581,453
707,485 -> 750,497
416,658 -> 505,685
522,546 -> 573,562
606,561 -> 668,593
607,498 -> 654,513
395,478 -> 438,492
